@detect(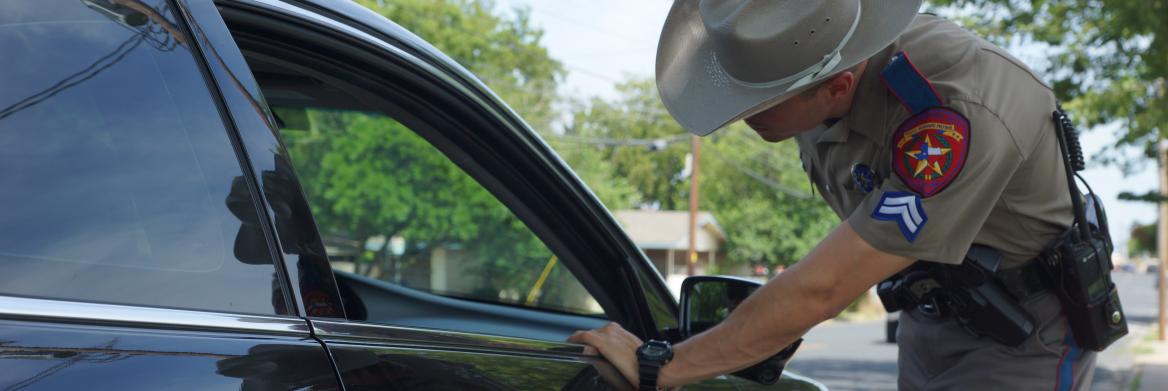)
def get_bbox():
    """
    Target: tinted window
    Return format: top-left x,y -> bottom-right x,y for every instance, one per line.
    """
276,107 -> 603,317
0,0 -> 288,315
240,46 -> 604,316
